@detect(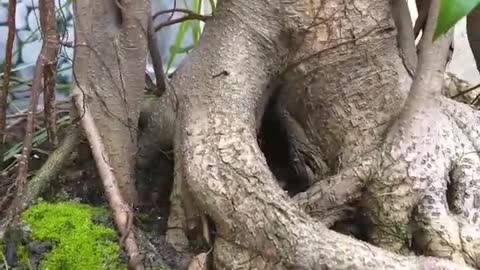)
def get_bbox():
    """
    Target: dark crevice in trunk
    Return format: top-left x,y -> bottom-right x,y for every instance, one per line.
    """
331,203 -> 371,241
135,150 -> 174,234
258,93 -> 310,196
